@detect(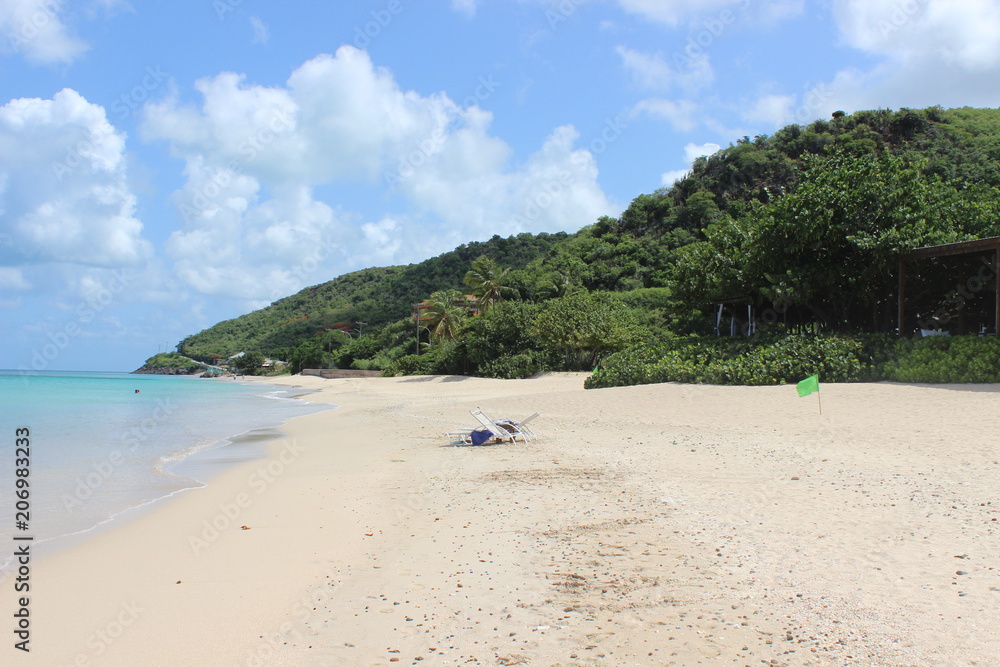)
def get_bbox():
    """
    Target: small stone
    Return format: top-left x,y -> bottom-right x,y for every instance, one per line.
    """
956,571 -> 968,576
